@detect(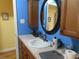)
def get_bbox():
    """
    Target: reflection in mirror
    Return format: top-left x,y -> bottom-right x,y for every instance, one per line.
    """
43,0 -> 57,31
40,0 -> 60,34
46,4 -> 57,31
